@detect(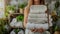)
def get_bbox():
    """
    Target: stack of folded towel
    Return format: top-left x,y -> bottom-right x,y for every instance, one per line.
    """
26,5 -> 52,30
